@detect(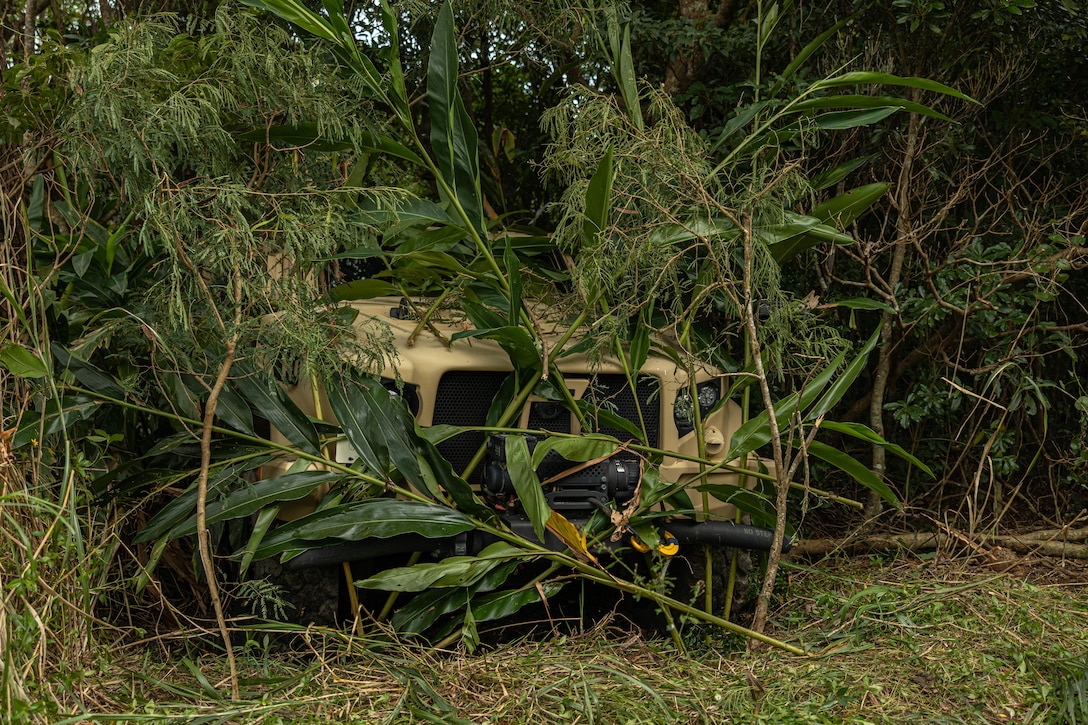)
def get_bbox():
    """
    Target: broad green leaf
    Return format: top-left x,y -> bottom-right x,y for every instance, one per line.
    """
241,0 -> 388,106
359,131 -> 424,165
320,0 -> 355,57
252,498 -> 477,560
766,232 -> 845,265
809,156 -> 876,192
503,237 -> 523,323
429,1 -> 484,234
390,559 -> 520,635
392,588 -> 470,635
327,377 -> 489,515
811,72 -> 976,104
394,225 -> 470,253
0,344 -> 48,379
356,196 -> 456,226
27,174 -> 45,232
461,604 -> 481,652
330,279 -> 400,301
812,107 -> 901,130
327,377 -> 425,489
648,217 -> 739,246
728,346 -> 847,459
72,250 -> 94,277
578,401 -> 645,442
169,470 -> 340,538
136,537 -> 169,591
418,424 -> 464,446
392,250 -> 473,277
326,380 -> 388,478
806,440 -> 900,508
484,372 -> 518,428
240,506 -> 279,574
417,443 -> 490,516
757,0 -> 783,45
52,200 -> 109,246
461,296 -> 508,330
324,246 -> 384,261
713,101 -> 771,152
356,542 -> 523,592
695,485 -> 777,528
666,489 -> 695,515
0,277 -> 28,331
506,435 -> 550,543
13,394 -> 96,448
758,0 -> 781,46
378,0 -> 411,121
215,385 -> 256,437
756,212 -> 854,244
792,94 -> 952,121
530,436 -> 617,469
163,372 -> 201,420
414,449 -> 445,499
237,125 -> 422,163
240,0 -> 339,43
637,468 -> 669,509
831,297 -> 895,312
771,14 -> 856,96
451,326 -> 541,371
584,146 -> 614,248
628,520 -> 661,551
292,498 -> 473,541
820,420 -> 934,476
135,459 -> 261,543
472,582 -> 562,623
233,362 -> 320,456
628,318 -> 650,374
811,183 -> 890,227
759,212 -> 855,263
51,343 -> 125,399
807,327 -> 880,421
607,21 -> 643,130
619,26 -> 643,129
